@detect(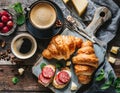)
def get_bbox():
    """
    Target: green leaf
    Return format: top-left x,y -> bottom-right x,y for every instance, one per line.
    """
12,77 -> 19,84
12,2 -> 23,14
116,85 -> 120,89
96,69 -> 105,81
114,78 -> 120,87
11,2 -> 25,25
40,63 -> 46,70
101,83 -> 110,90
56,63 -> 61,69
16,14 -> 25,25
100,70 -> 116,90
114,77 -> 120,93
108,70 -> 115,80
116,88 -> 120,93
107,70 -> 115,85
105,81 -> 112,85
